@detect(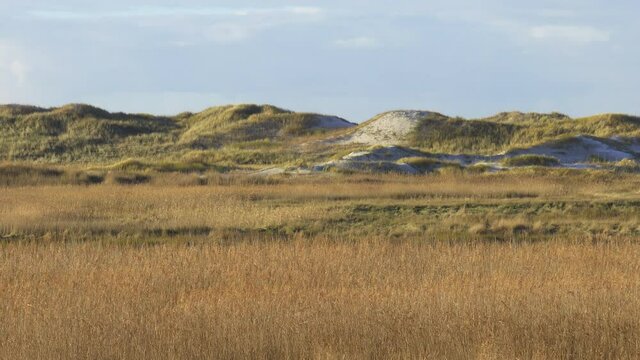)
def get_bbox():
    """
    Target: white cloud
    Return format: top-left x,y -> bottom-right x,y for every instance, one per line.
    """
334,37 -> 381,49
287,7 -> 323,16
9,60 -> 28,85
432,7 -> 611,47
0,41 -> 29,87
532,9 -> 577,19
528,25 -> 610,44
28,6 -> 323,20
29,6 -> 325,45
205,23 -> 254,43
200,8 -> 323,44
